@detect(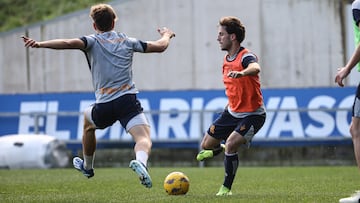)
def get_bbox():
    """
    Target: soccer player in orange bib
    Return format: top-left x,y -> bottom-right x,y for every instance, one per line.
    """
196,16 -> 266,196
